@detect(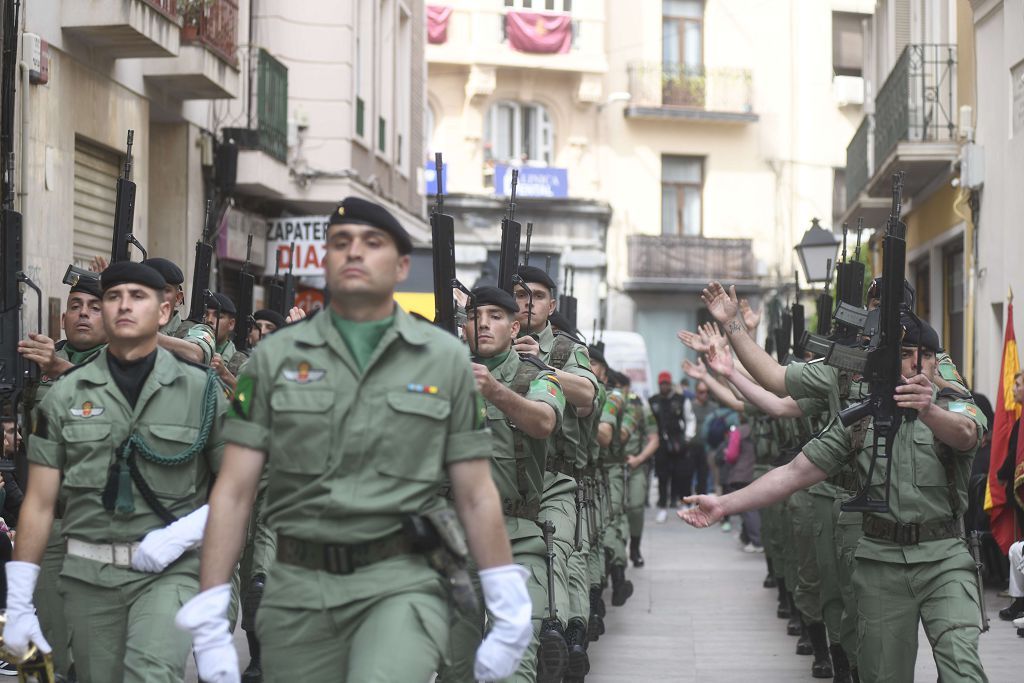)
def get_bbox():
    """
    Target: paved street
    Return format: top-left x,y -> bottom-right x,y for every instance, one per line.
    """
586,503 -> 1023,682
